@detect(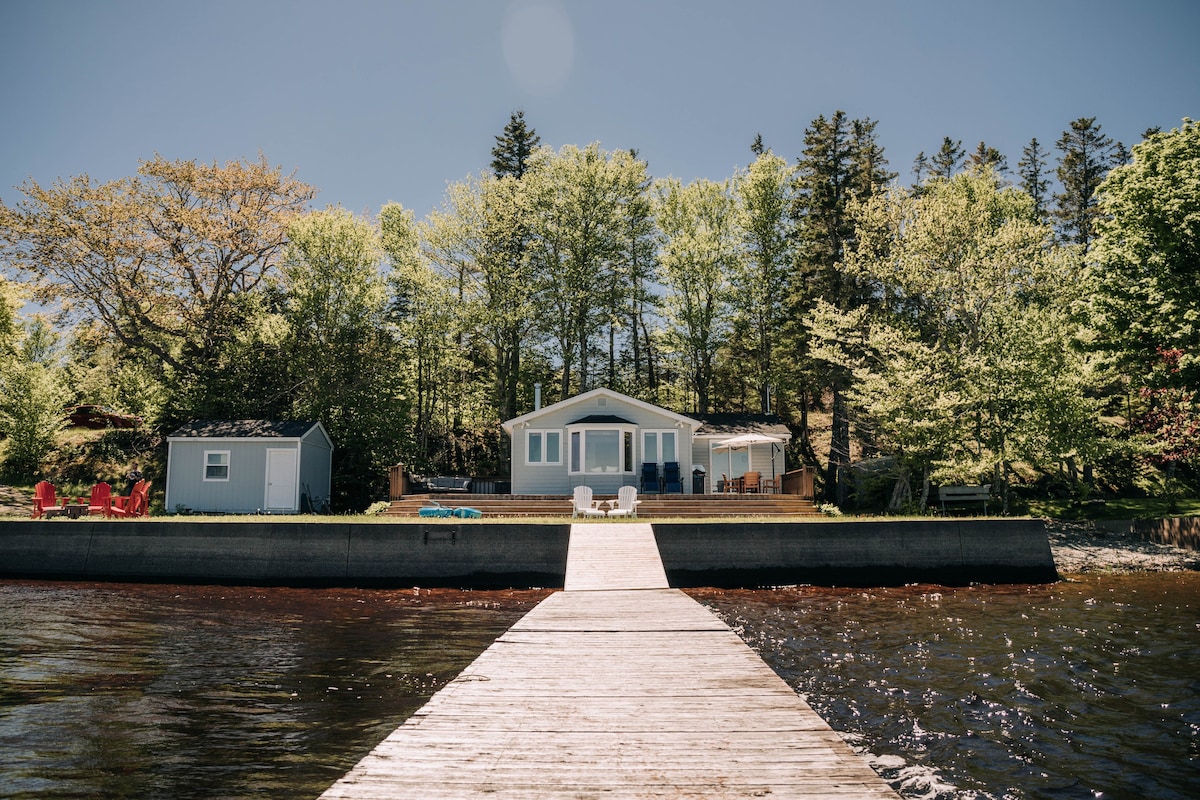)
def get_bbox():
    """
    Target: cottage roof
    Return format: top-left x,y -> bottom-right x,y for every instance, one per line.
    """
692,413 -> 792,440
568,414 -> 636,425
168,419 -> 323,440
502,388 -> 700,432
